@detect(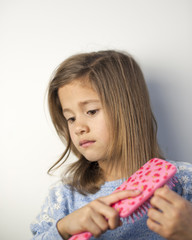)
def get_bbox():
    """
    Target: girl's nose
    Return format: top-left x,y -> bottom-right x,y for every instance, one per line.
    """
75,120 -> 89,135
